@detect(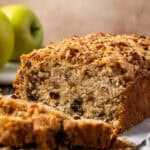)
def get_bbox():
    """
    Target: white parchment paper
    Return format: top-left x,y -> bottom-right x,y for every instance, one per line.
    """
121,118 -> 150,149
